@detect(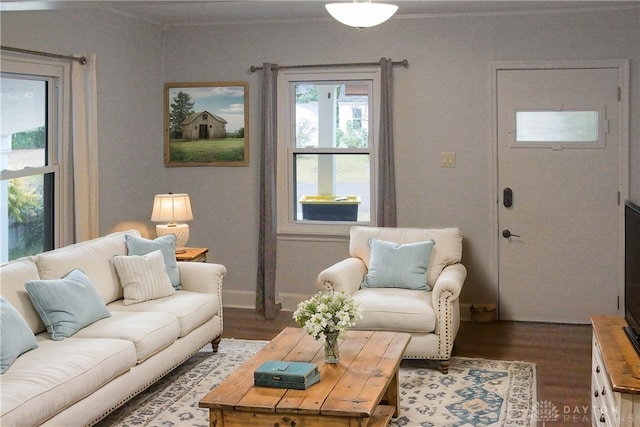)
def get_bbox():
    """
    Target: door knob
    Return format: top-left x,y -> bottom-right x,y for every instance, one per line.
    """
502,229 -> 521,238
